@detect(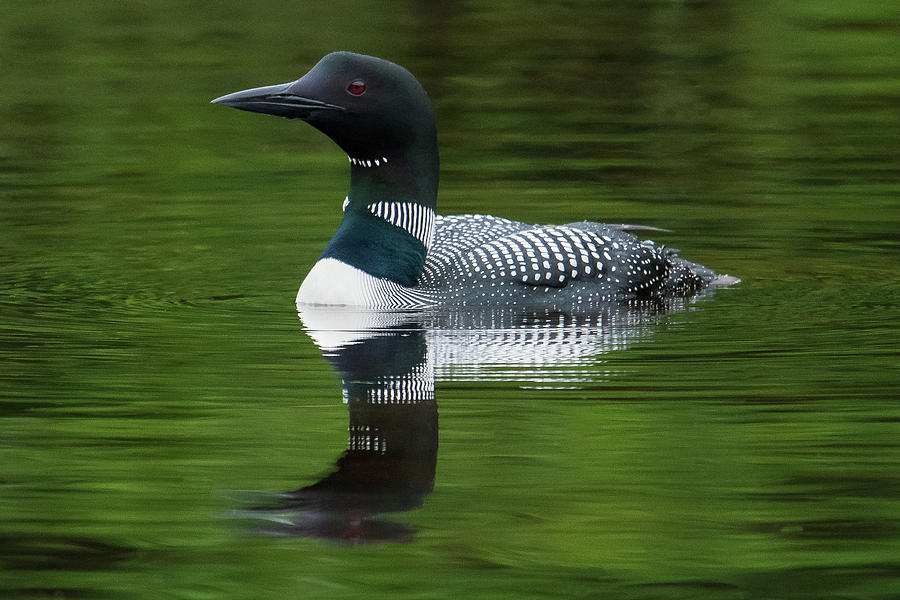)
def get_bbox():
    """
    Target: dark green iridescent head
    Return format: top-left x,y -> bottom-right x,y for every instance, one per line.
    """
212,51 -> 439,210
